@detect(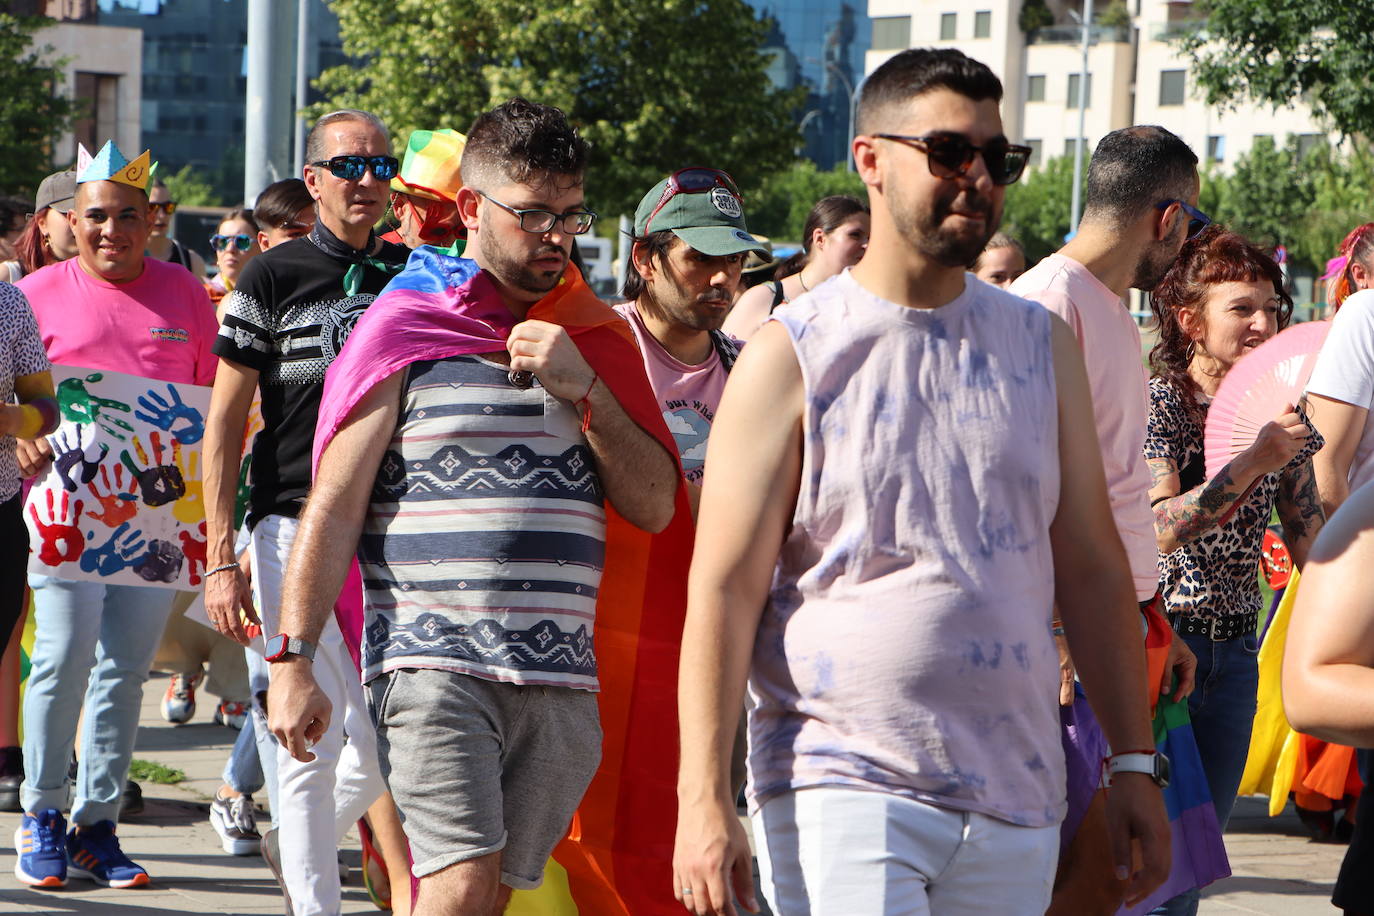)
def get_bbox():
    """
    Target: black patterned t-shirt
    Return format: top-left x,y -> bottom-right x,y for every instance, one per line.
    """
1144,376 -> 1321,620
213,232 -> 407,525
